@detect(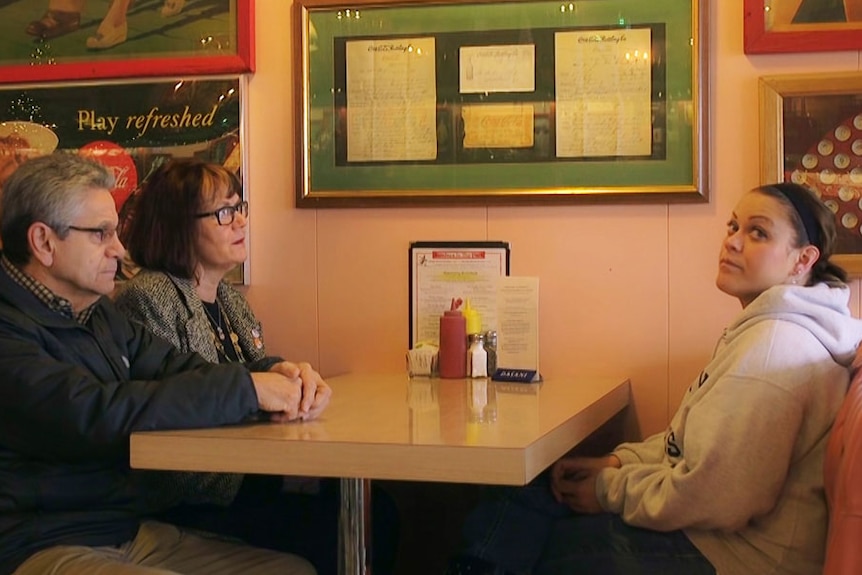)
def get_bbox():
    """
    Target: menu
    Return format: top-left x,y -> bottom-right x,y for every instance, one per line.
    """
493,276 -> 541,383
